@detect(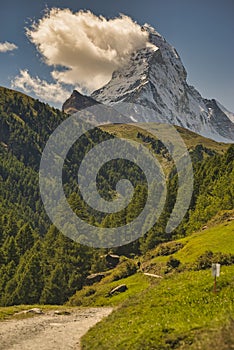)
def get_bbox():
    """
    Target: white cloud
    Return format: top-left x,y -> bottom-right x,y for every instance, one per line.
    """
26,9 -> 149,92
0,41 -> 18,53
12,70 -> 70,105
